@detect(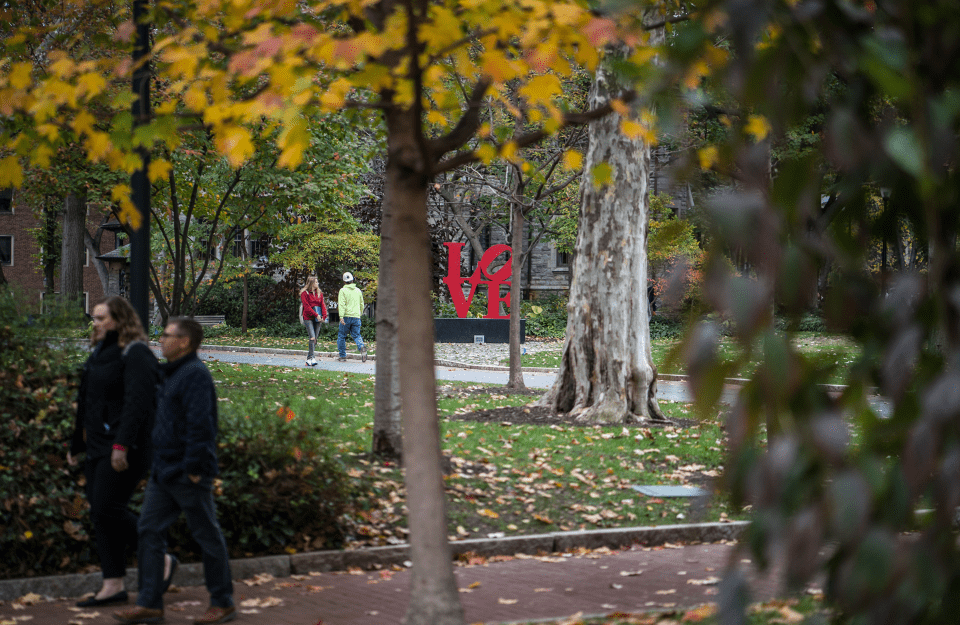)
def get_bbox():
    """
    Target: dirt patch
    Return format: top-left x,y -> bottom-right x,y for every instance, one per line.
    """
443,388 -> 697,429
